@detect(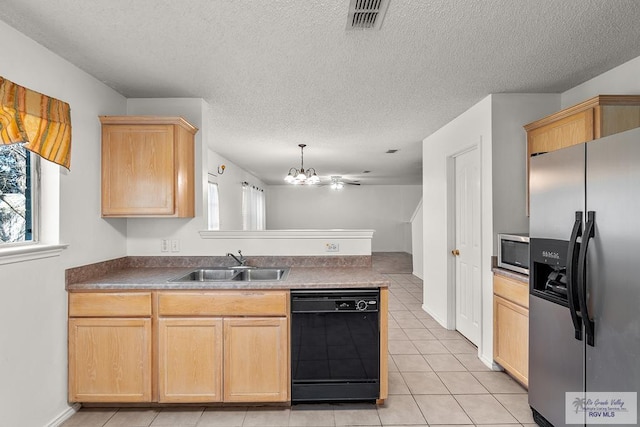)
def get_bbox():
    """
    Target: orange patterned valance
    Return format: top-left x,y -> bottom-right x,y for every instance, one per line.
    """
0,76 -> 72,169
